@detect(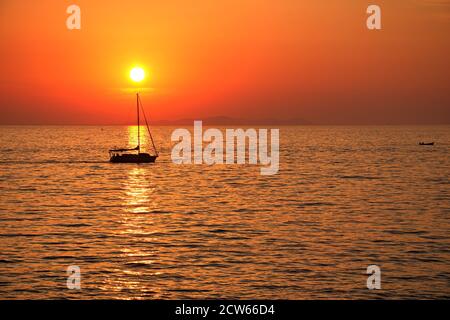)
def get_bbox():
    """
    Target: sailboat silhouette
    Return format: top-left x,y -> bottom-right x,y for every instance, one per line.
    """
109,93 -> 159,163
